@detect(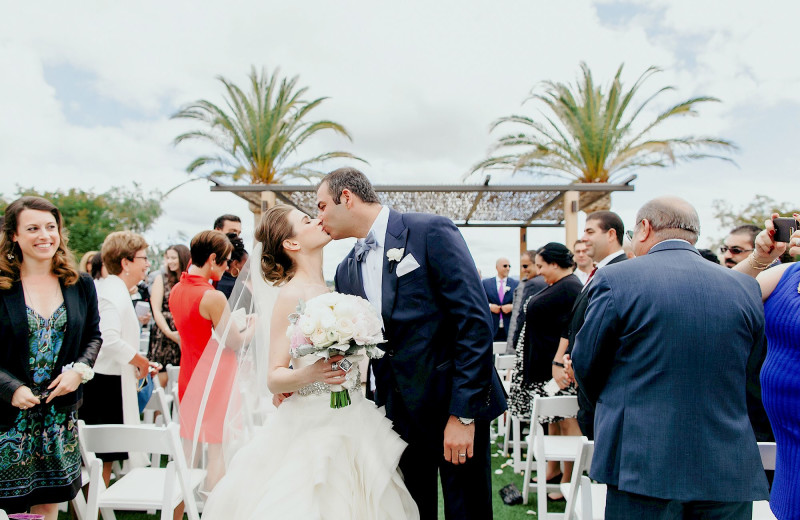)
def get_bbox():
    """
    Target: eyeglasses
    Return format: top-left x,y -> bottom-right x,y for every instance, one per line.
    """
719,246 -> 753,255
132,255 -> 149,262
501,264 -> 510,268
521,264 -> 530,269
